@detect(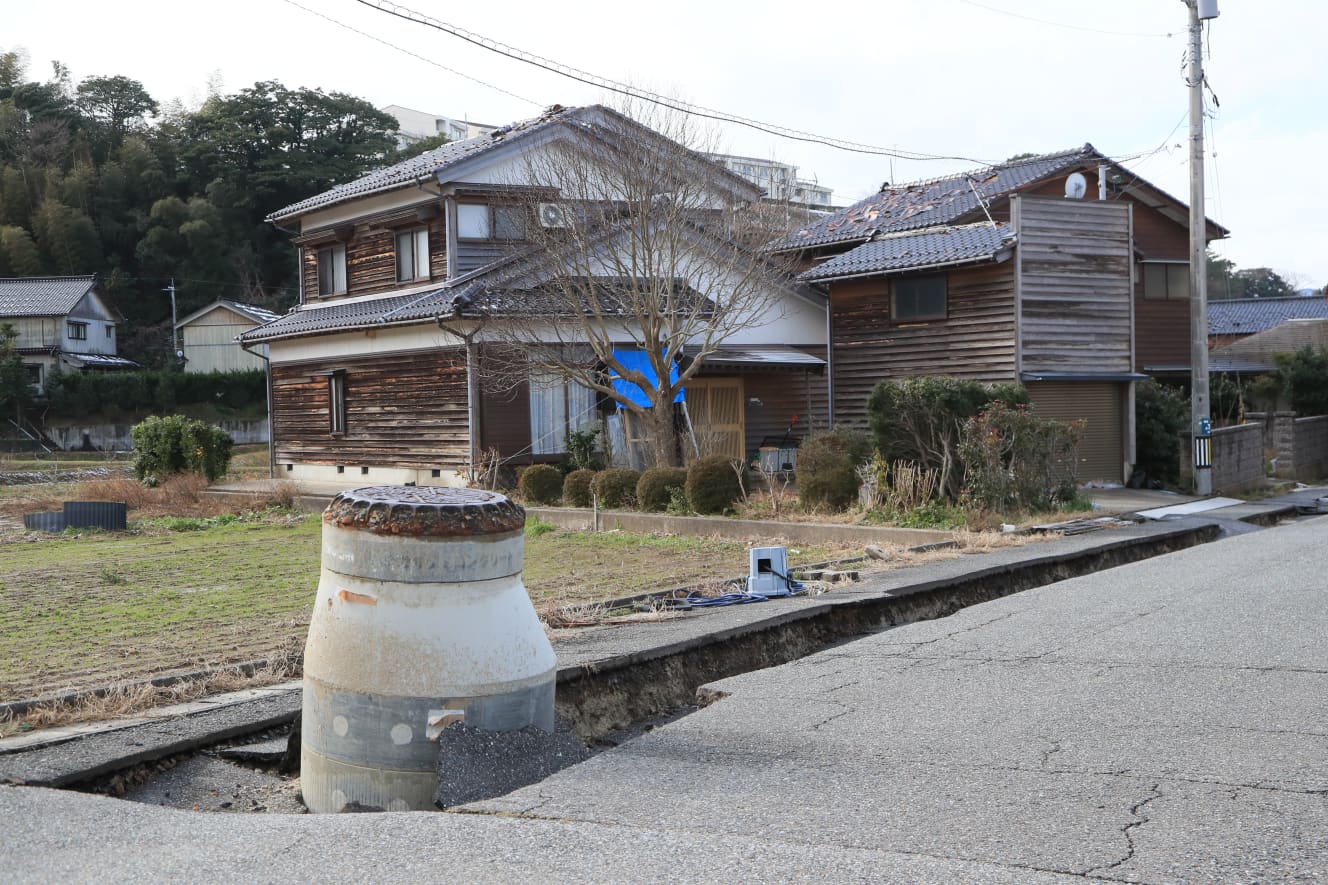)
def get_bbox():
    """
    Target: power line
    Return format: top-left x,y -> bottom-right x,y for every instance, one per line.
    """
349,0 -> 988,165
277,0 -> 542,109
953,0 -> 1177,38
